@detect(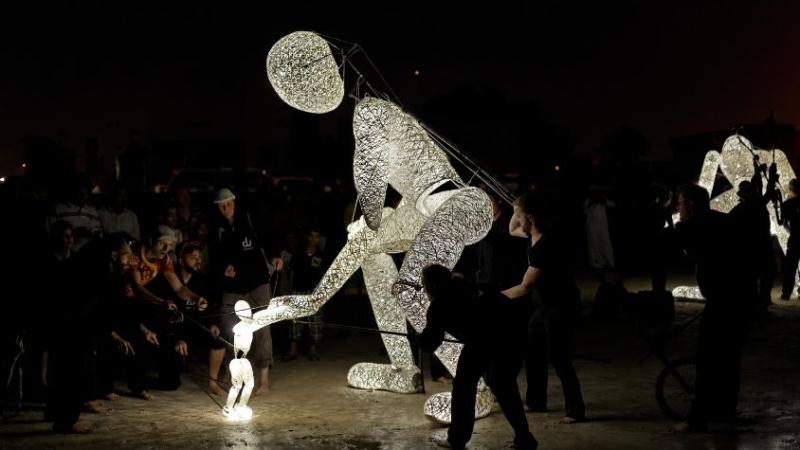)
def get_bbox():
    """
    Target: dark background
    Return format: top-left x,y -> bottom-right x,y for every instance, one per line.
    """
2,1 -> 799,186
